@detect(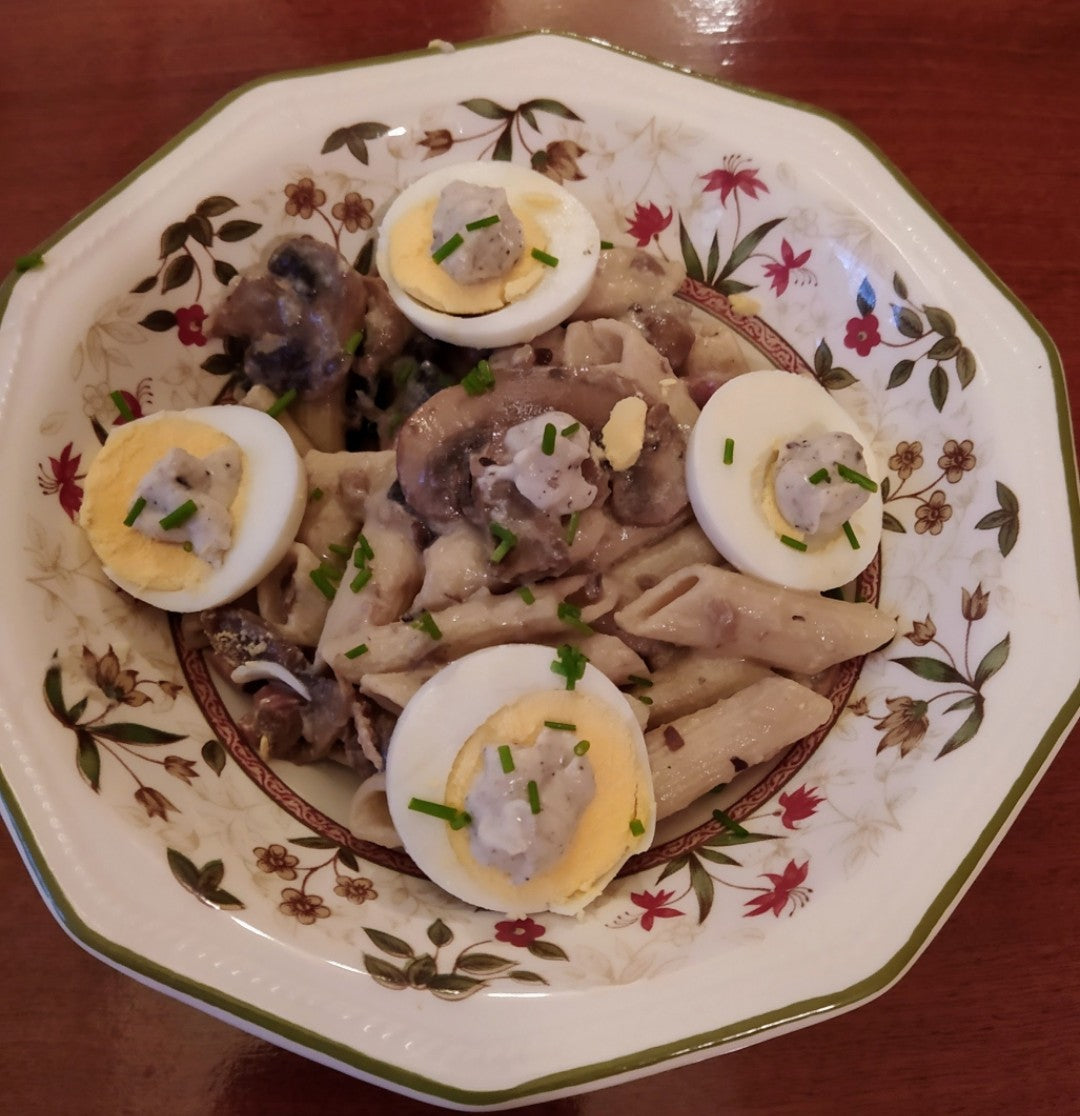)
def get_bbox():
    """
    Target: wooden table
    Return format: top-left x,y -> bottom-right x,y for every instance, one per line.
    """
2,2 -> 1077,1111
